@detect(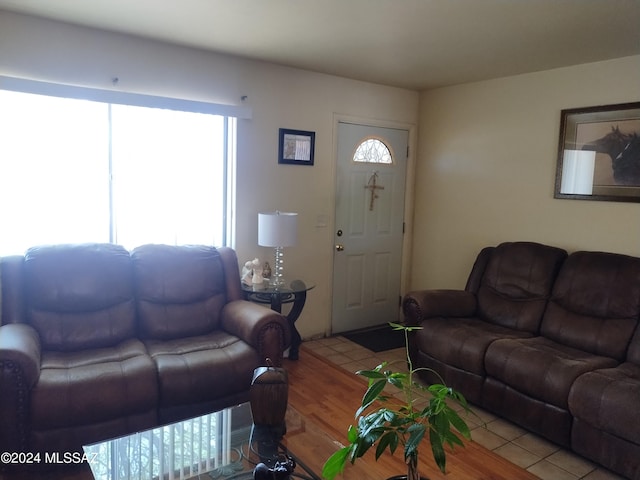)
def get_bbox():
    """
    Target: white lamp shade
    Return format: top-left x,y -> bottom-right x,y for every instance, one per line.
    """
258,212 -> 298,247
